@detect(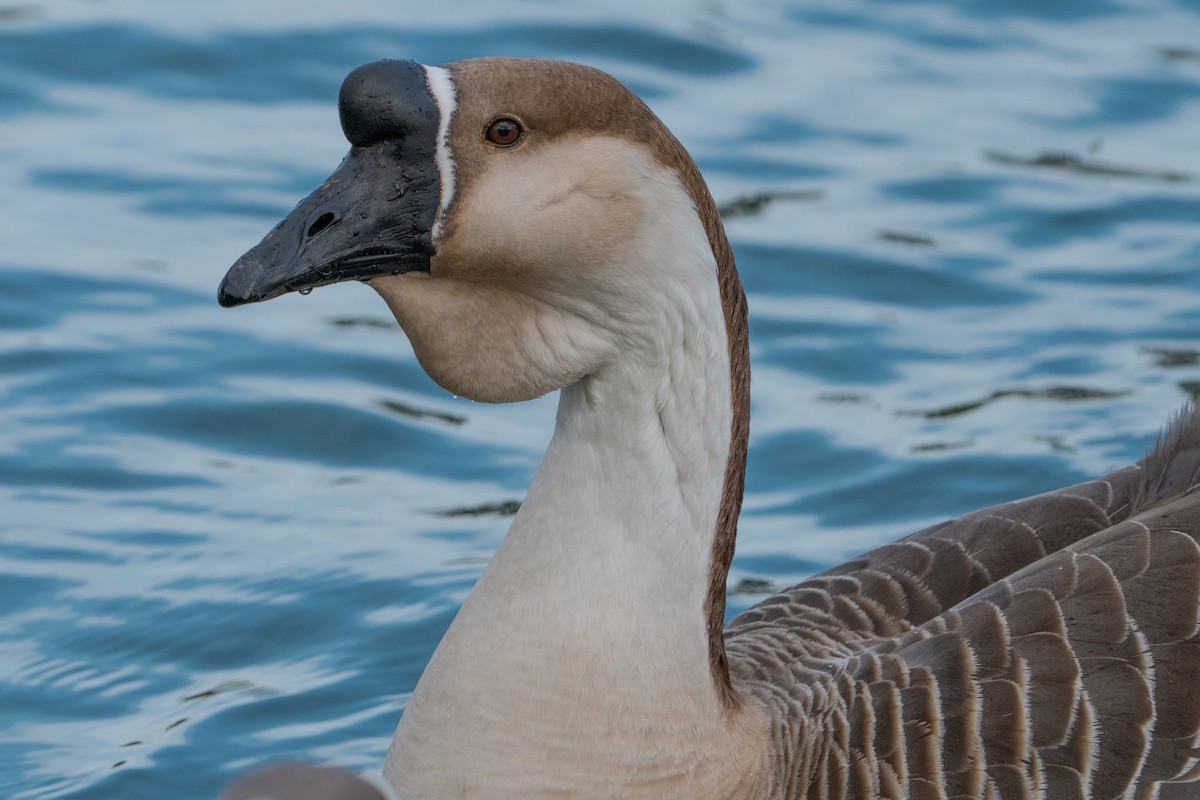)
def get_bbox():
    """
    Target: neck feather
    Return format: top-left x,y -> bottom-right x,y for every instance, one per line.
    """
441,156 -> 737,697
639,123 -> 751,702
386,157 -> 754,793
